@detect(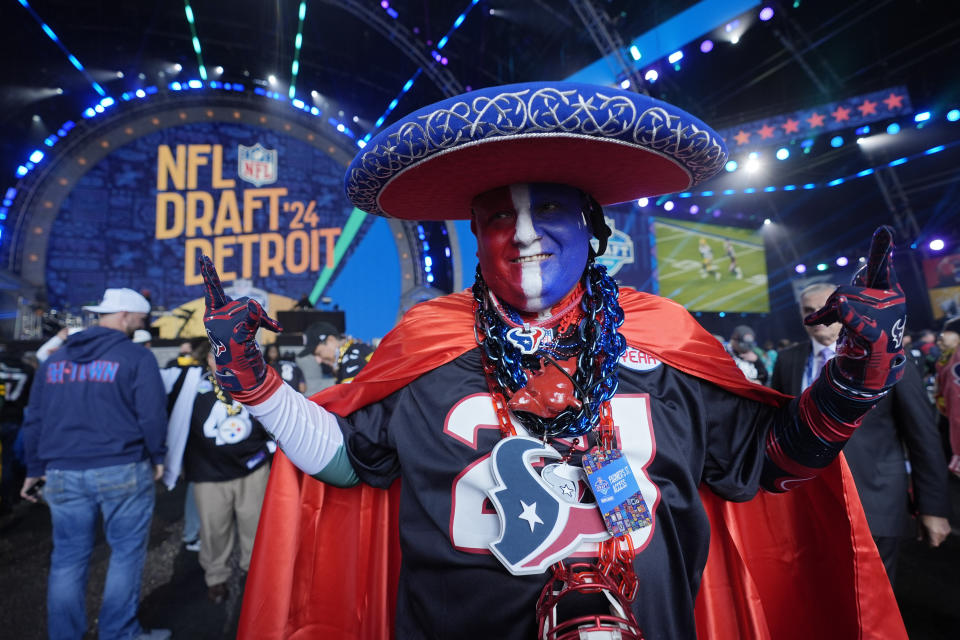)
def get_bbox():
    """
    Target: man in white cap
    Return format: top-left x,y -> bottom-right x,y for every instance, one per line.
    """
132,329 -> 154,348
21,288 -> 170,640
